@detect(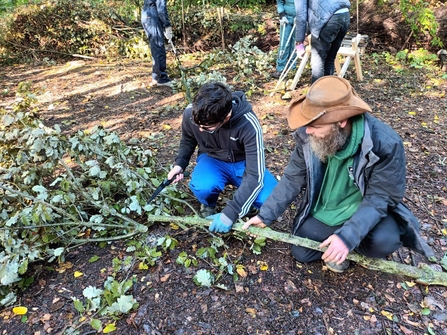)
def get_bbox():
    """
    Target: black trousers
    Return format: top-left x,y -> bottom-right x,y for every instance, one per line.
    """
291,215 -> 403,263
